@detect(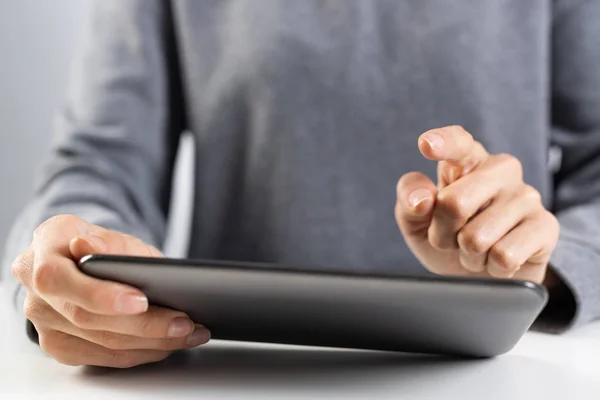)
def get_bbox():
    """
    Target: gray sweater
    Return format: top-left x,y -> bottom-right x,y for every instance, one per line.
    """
3,0 -> 600,334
